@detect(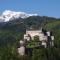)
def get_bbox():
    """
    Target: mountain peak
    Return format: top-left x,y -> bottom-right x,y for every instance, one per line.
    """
0,10 -> 38,22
